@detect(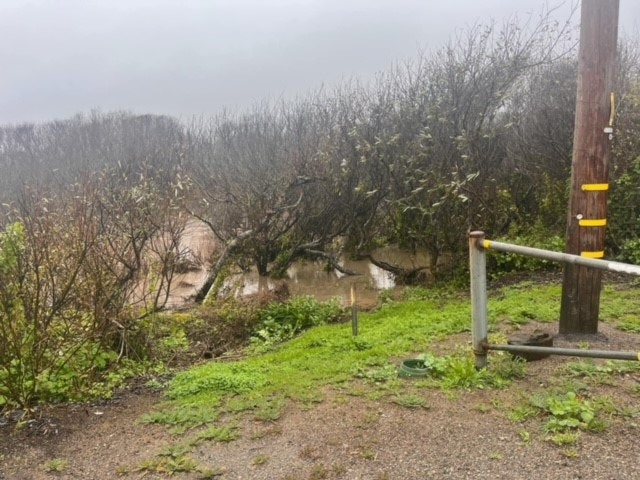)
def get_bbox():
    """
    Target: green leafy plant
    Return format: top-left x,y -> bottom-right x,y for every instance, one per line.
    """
0,222 -> 120,408
250,296 -> 345,351
532,391 -> 602,433
518,429 -> 531,444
